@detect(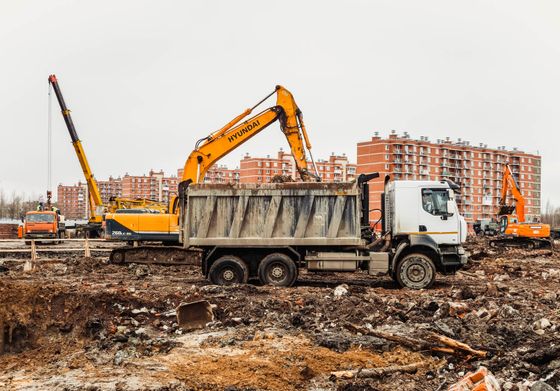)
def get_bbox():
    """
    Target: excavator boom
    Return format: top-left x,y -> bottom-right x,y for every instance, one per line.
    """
181,86 -> 319,186
498,164 -> 525,222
